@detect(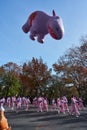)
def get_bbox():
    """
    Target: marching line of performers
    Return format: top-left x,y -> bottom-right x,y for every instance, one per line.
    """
0,95 -> 85,117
